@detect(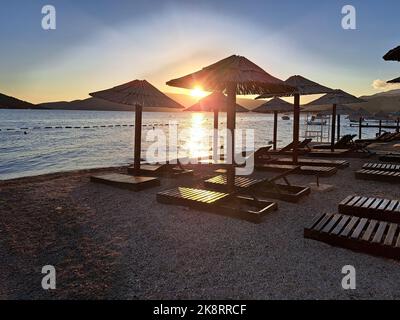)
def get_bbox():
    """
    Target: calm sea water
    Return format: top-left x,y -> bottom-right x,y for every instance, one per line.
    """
0,109 -> 378,180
